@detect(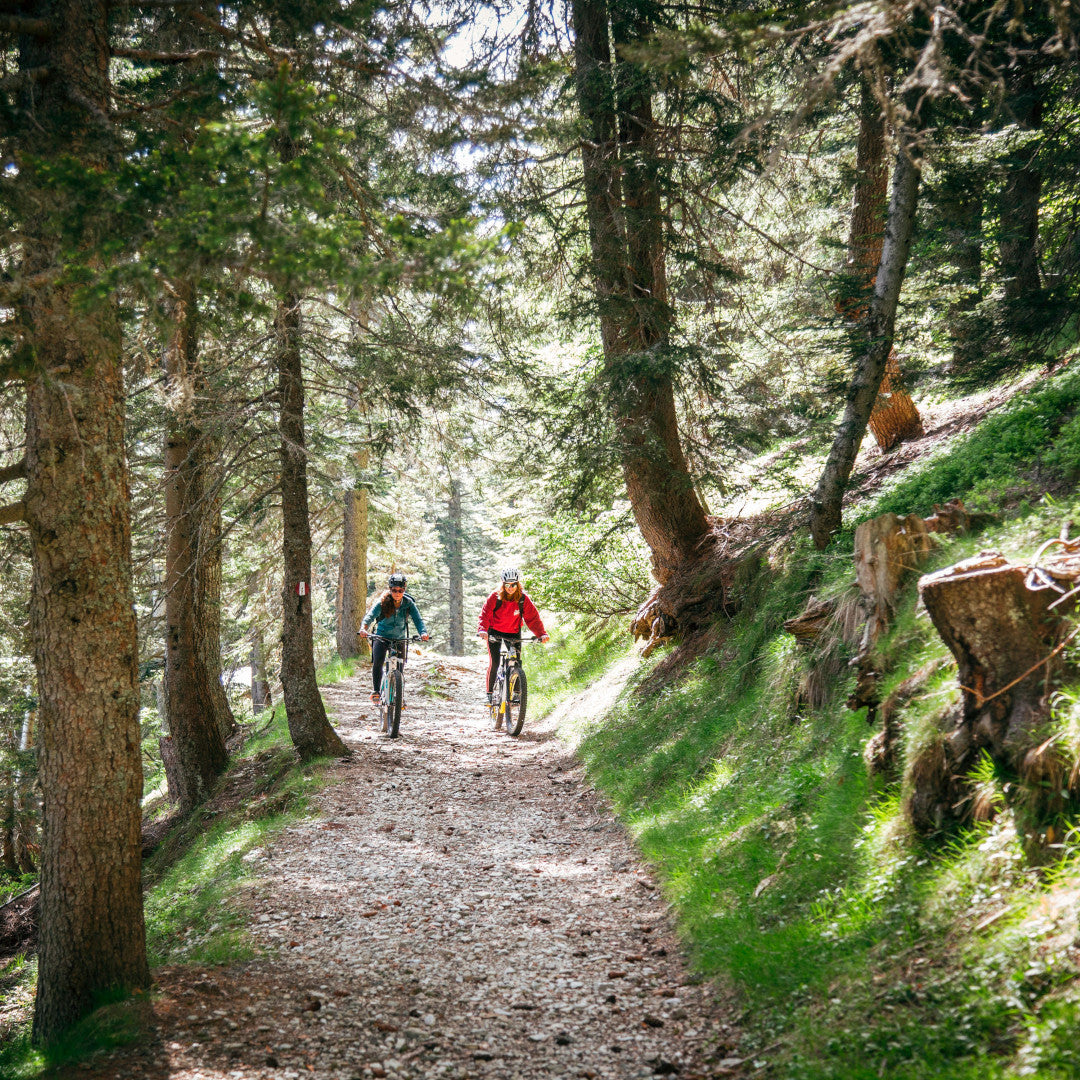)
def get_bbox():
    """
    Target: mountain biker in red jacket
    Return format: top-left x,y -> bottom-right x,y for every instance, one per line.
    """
477,567 -> 549,705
